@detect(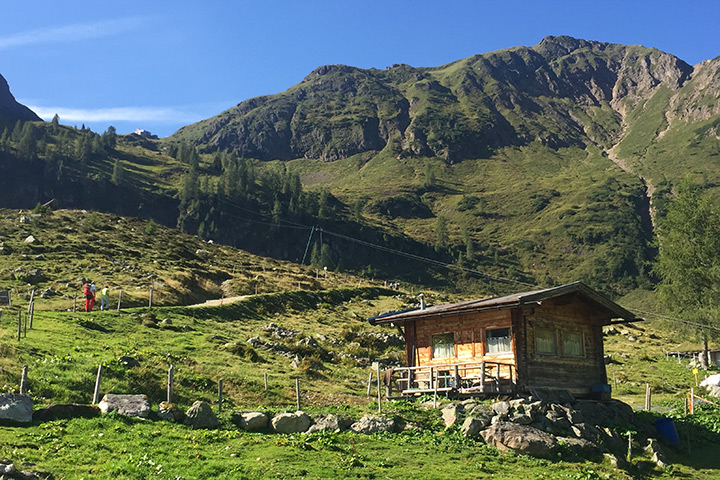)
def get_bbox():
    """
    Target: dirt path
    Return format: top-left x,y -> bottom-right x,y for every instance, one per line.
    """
187,295 -> 249,308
